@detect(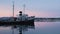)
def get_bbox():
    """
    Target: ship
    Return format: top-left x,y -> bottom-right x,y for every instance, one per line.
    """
0,11 -> 35,25
0,1 -> 35,25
